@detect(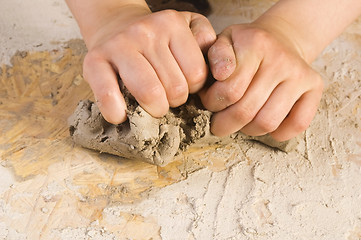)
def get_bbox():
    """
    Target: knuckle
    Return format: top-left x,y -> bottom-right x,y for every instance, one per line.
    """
294,67 -> 324,93
293,65 -> 308,80
197,32 -> 216,48
292,118 -> 310,133
126,10 -> 182,41
96,89 -> 115,105
153,10 -> 181,29
232,27 -> 269,50
138,83 -> 165,105
158,9 -> 181,22
313,74 -> 324,92
83,52 -> 99,70
82,51 -> 102,81
224,84 -> 244,104
288,64 -> 310,85
252,28 -> 271,42
167,83 -> 189,106
126,21 -> 155,42
188,67 -> 208,92
256,116 -> 280,133
194,13 -> 208,22
250,29 -> 272,50
232,104 -> 257,123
